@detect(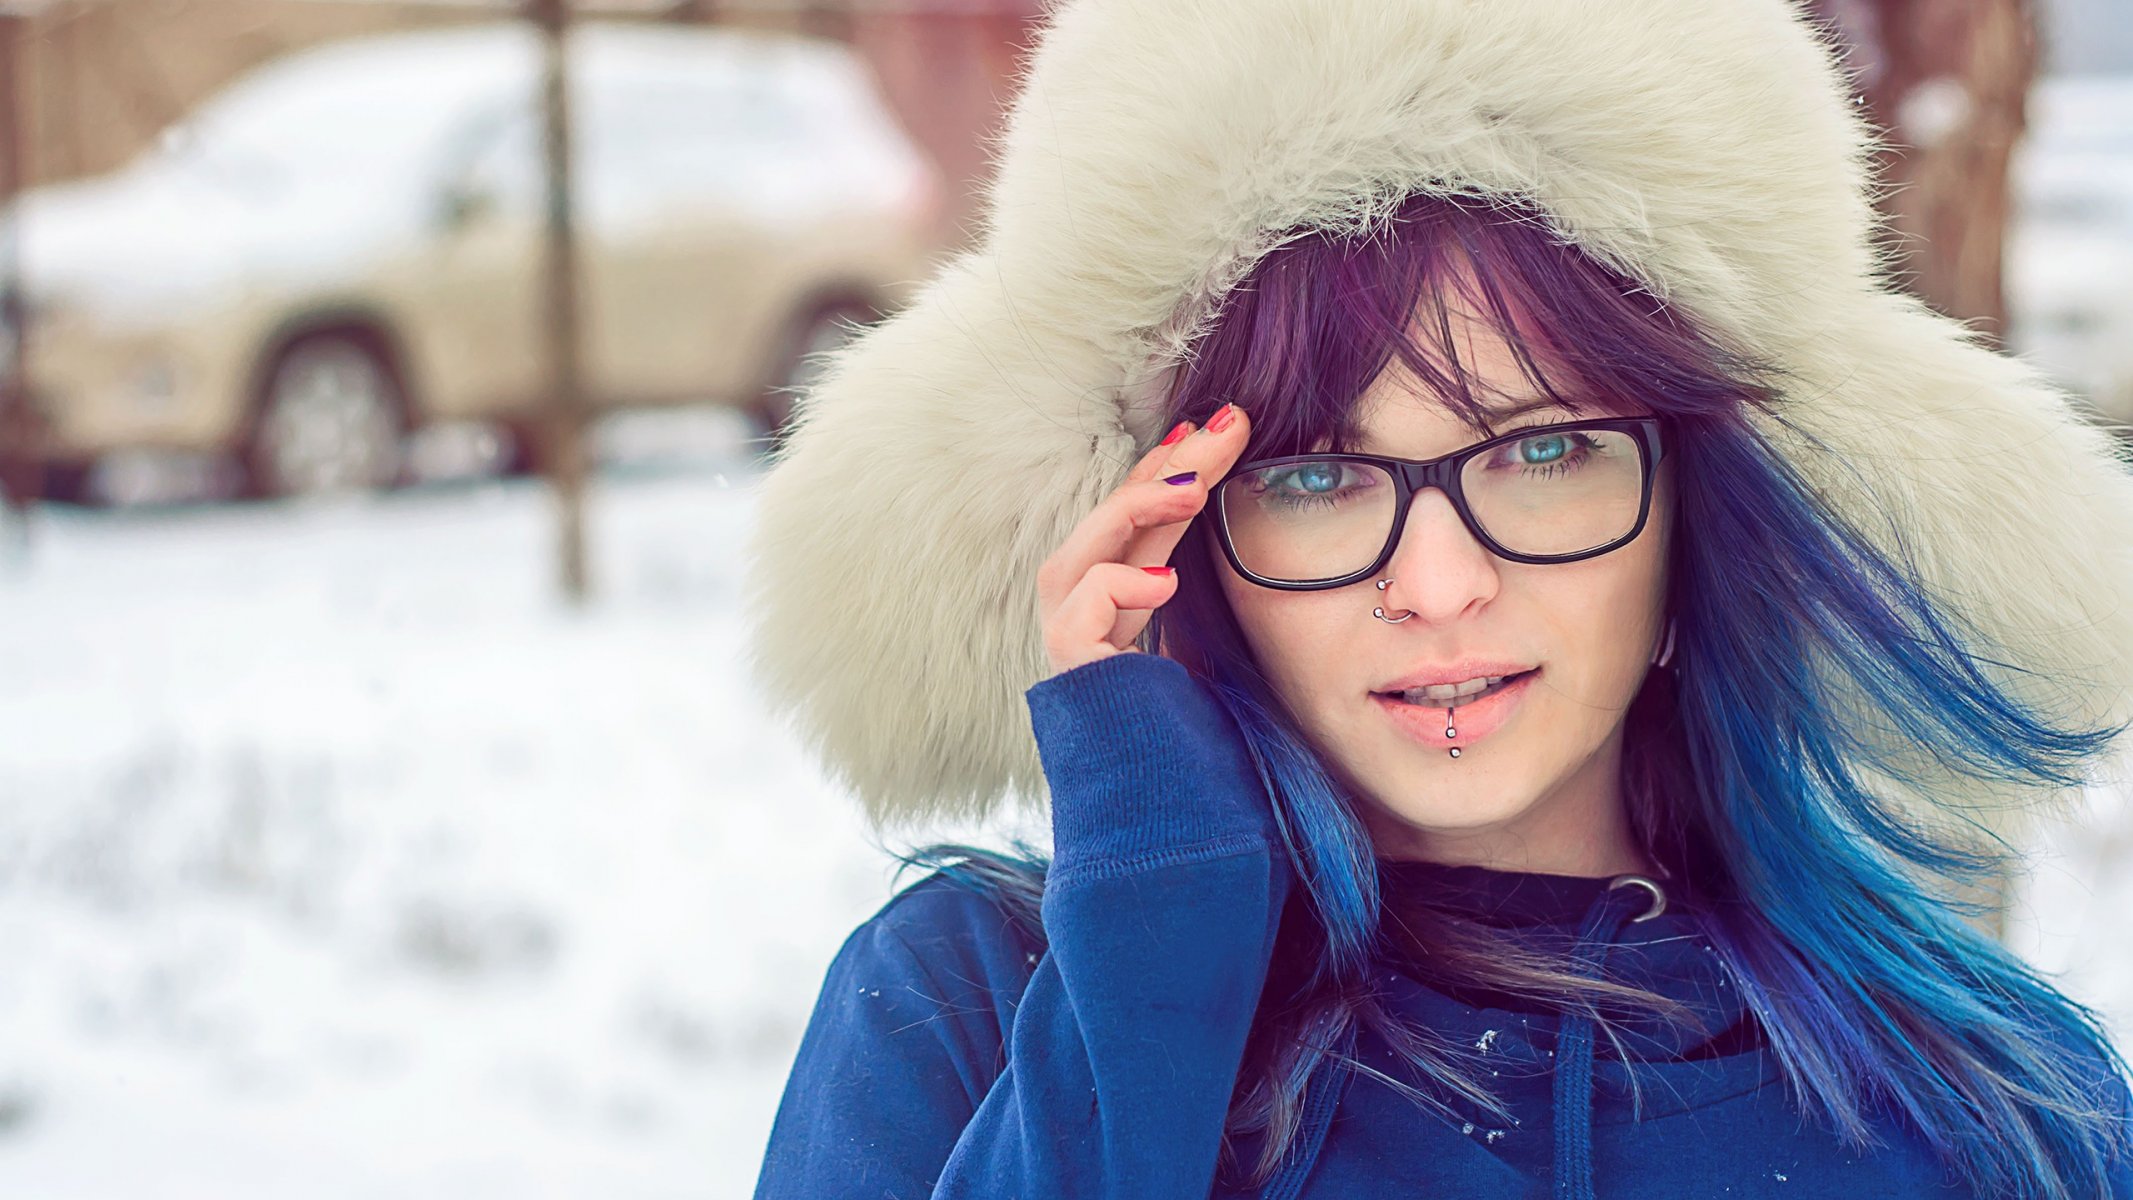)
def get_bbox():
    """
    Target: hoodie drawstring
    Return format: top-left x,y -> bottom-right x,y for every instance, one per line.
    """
1551,875 -> 1667,1200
